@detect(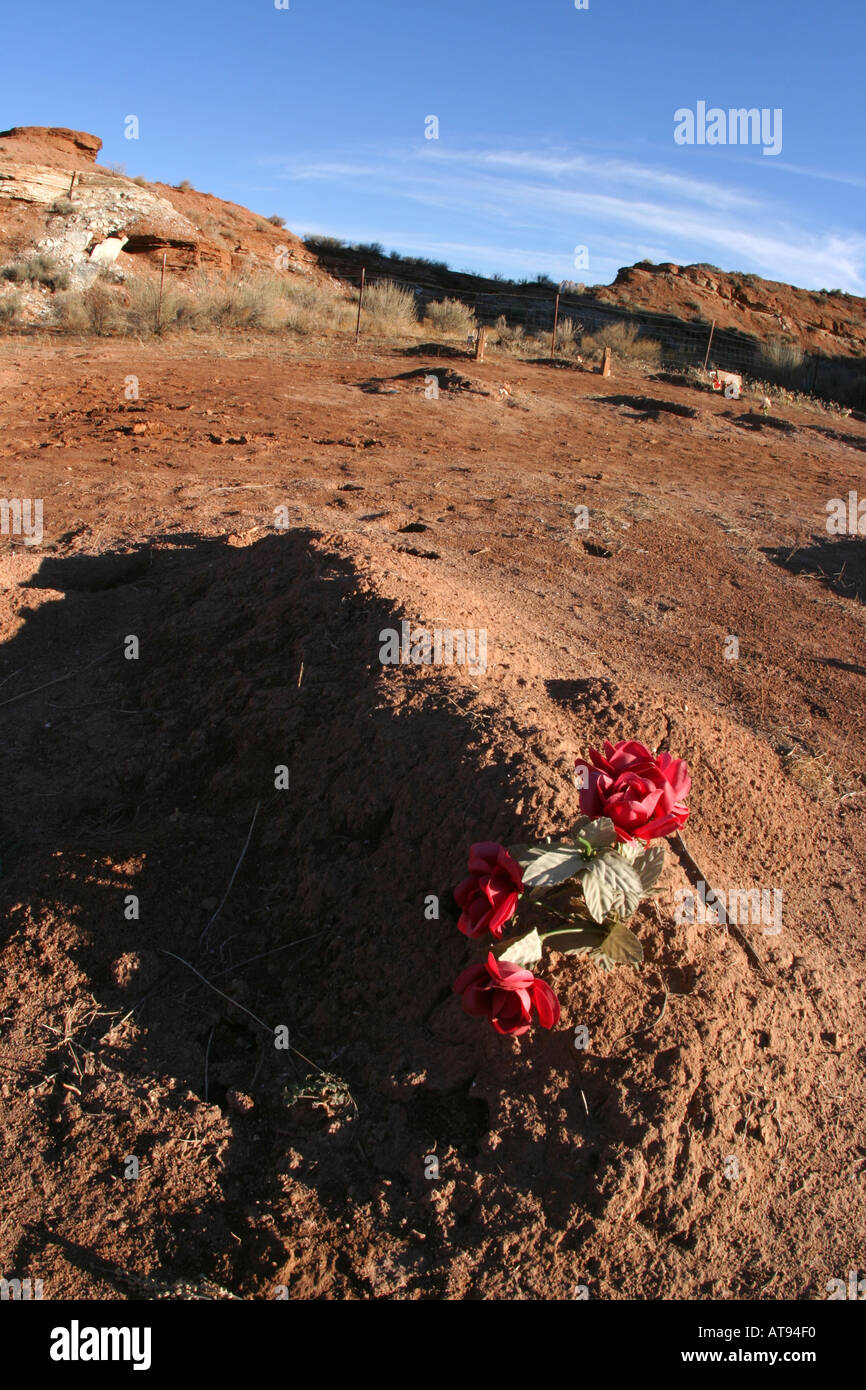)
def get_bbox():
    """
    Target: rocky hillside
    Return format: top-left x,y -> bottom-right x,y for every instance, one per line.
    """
0,125 -> 319,320
593,261 -> 866,361
1,124 -> 864,373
